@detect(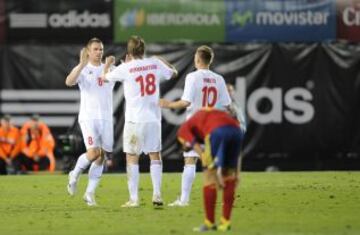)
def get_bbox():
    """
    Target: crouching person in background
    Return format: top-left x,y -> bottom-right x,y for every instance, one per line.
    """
0,115 -> 22,175
177,108 -> 245,232
20,115 -> 56,172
